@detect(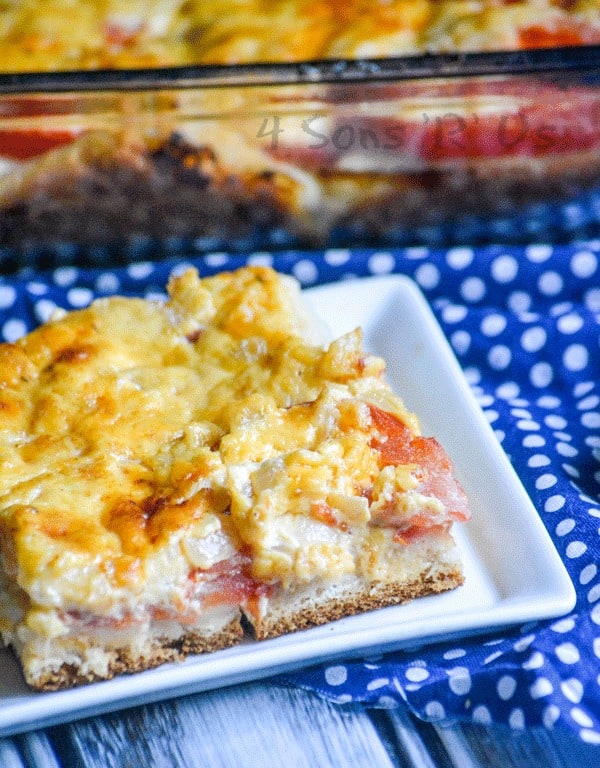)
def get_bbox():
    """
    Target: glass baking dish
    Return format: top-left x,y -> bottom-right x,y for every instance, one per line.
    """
0,45 -> 599,272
